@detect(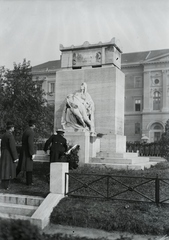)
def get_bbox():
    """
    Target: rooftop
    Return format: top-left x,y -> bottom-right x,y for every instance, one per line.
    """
32,49 -> 169,71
